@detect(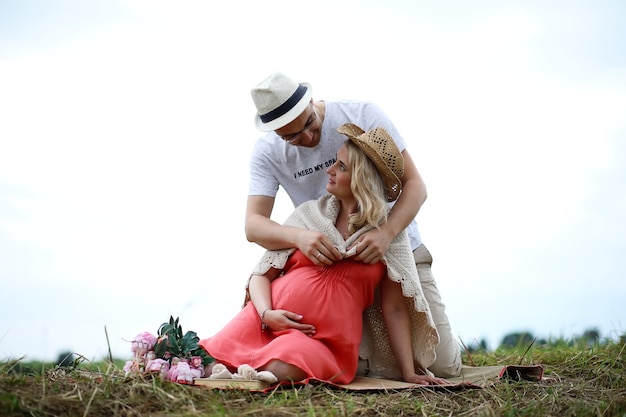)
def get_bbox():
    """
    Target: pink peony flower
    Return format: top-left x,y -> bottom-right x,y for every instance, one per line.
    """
189,356 -> 205,378
166,357 -> 181,382
131,332 -> 157,357
123,359 -> 141,375
190,356 -> 203,369
147,358 -> 170,379
145,351 -> 156,366
123,360 -> 134,375
176,360 -> 193,384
